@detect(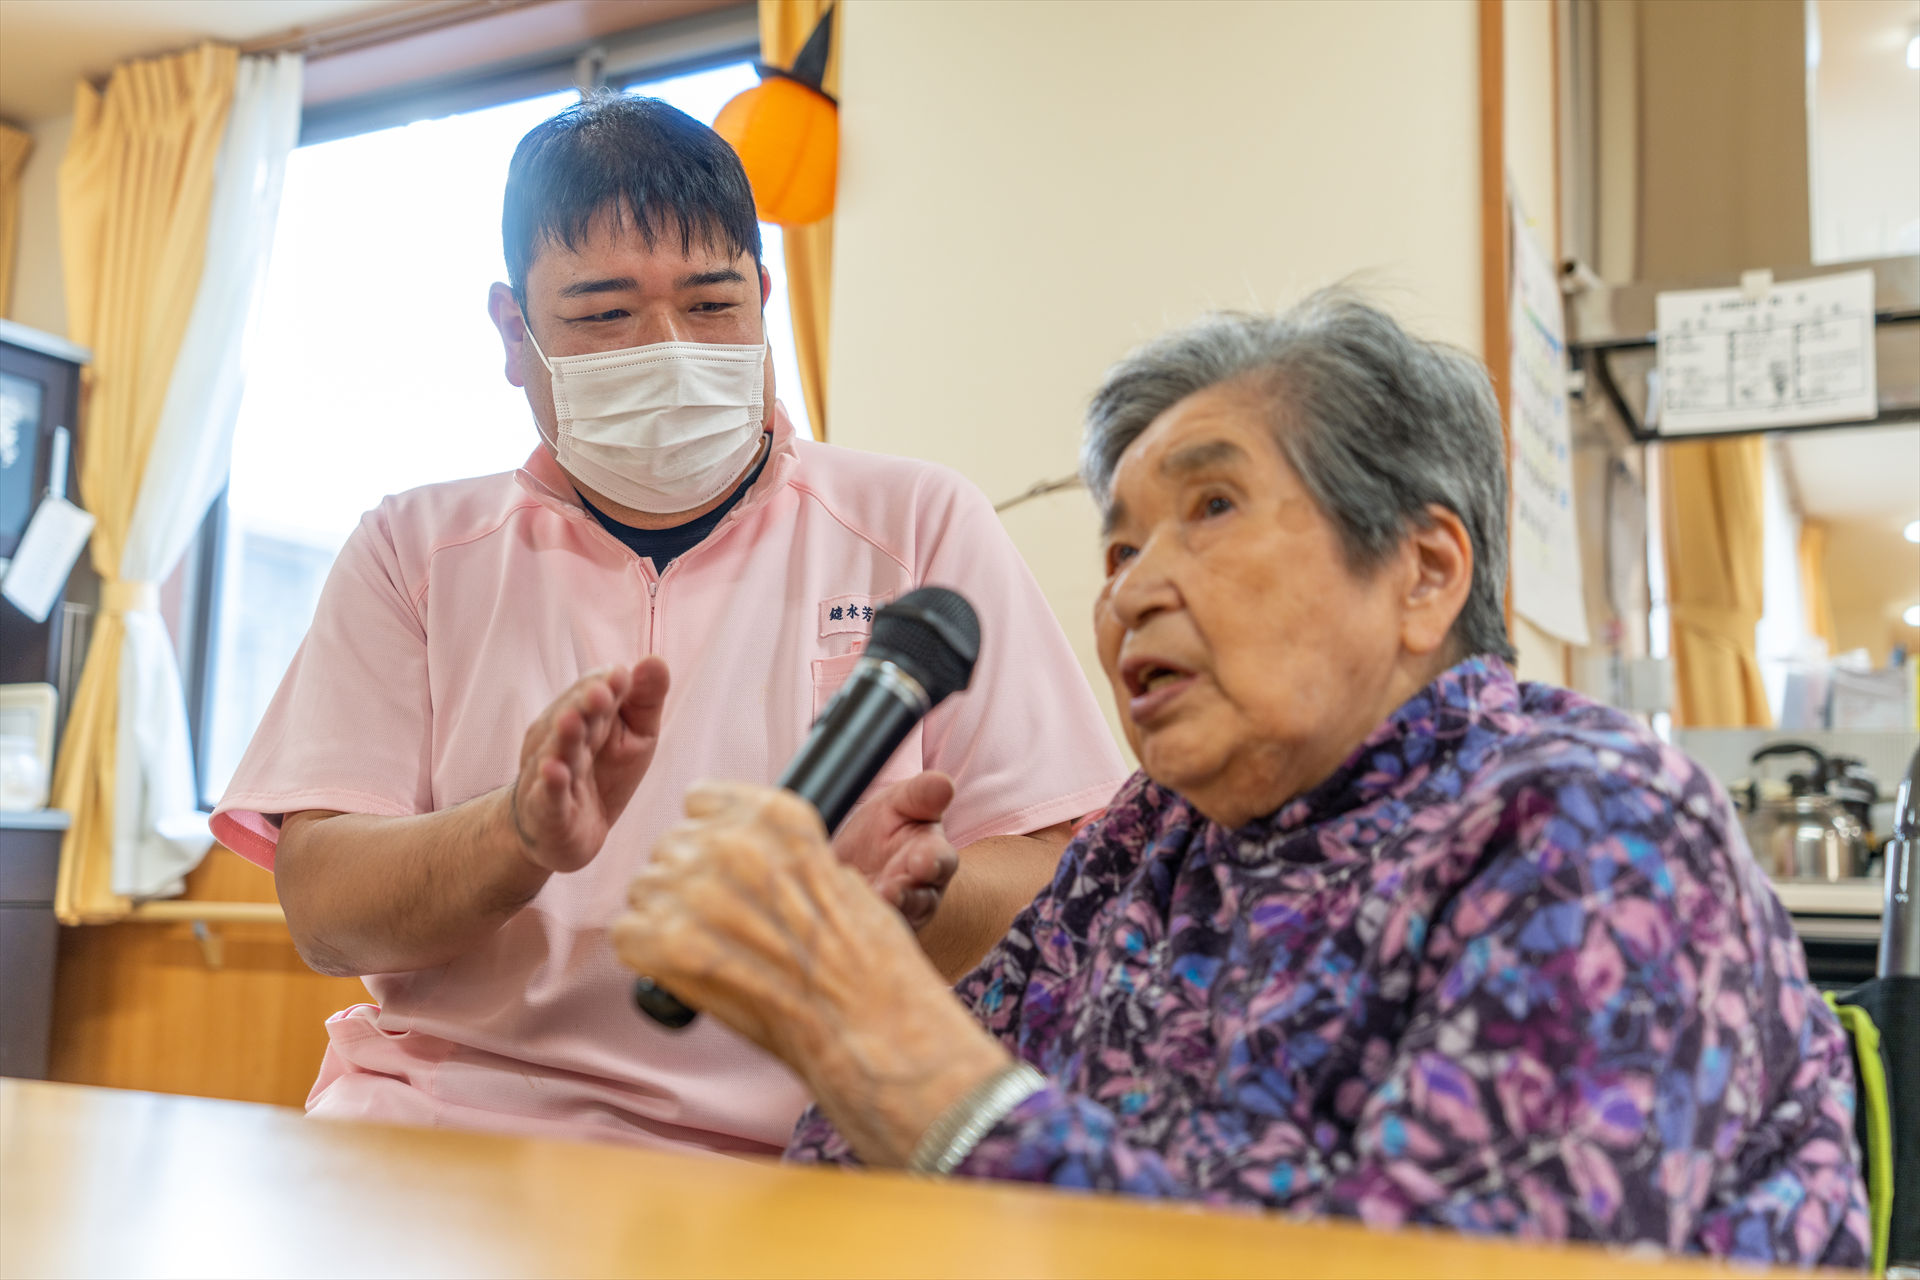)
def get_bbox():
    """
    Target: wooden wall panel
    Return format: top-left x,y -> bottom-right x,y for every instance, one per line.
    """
1634,0 -> 1811,280
46,848 -> 365,1108
1479,0 -> 1513,643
